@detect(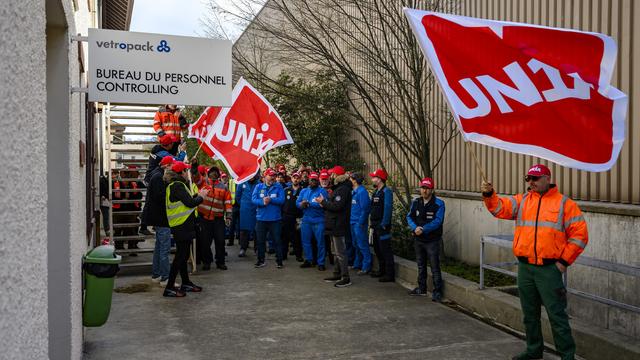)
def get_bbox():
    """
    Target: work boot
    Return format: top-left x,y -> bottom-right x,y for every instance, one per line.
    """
431,292 -> 443,303
324,274 -> 341,282
216,264 -> 228,270
334,277 -> 352,288
254,261 -> 266,268
163,288 -> 186,298
318,265 -> 326,271
409,287 -> 427,297
238,249 -> 246,257
277,262 -> 284,269
180,283 -> 203,293
300,261 -> 312,268
378,277 -> 394,283
139,227 -> 153,236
